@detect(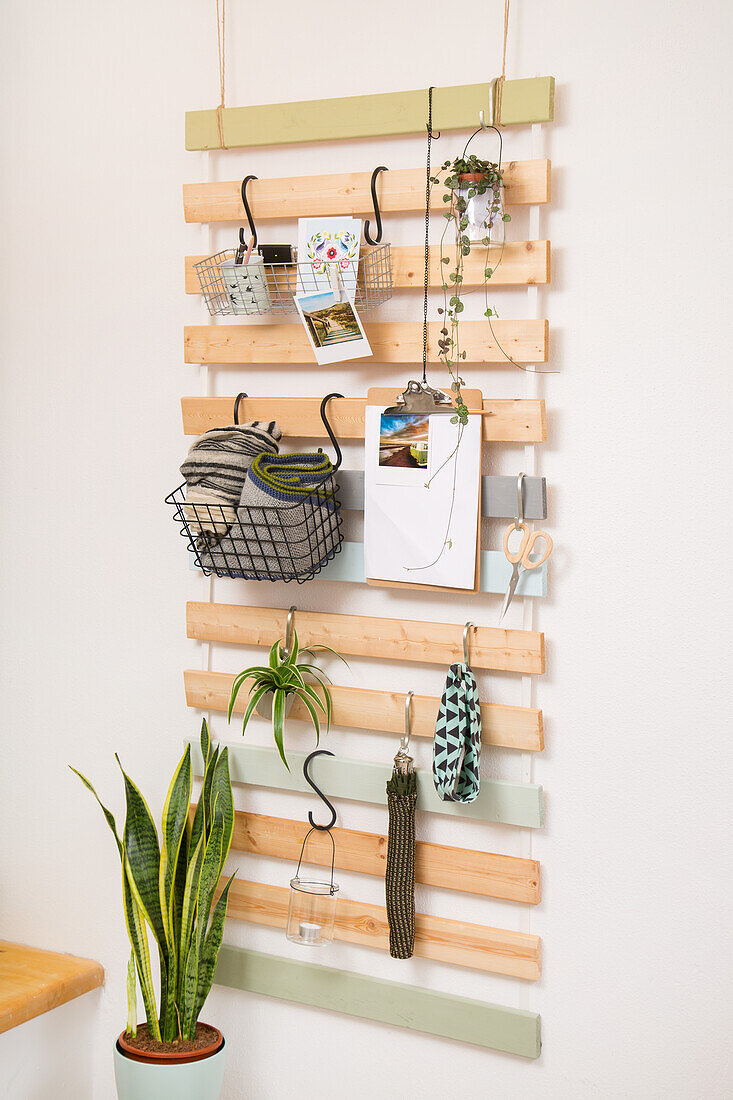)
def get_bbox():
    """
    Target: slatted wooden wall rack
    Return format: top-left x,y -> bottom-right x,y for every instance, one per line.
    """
183,74 -> 554,1057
